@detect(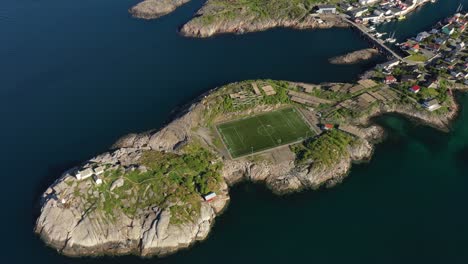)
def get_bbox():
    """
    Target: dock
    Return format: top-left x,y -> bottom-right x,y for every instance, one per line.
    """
343,16 -> 404,61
